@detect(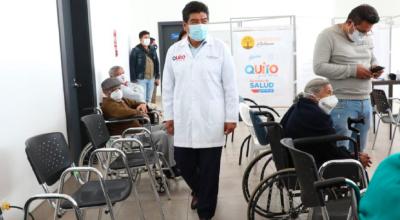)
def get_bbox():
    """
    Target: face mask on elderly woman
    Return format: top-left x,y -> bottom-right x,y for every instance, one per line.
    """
318,95 -> 338,114
303,92 -> 338,114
